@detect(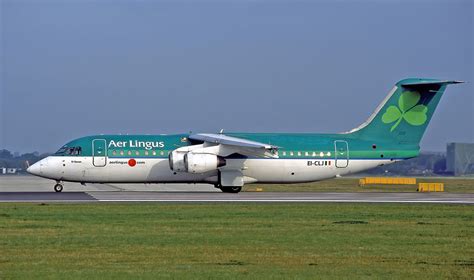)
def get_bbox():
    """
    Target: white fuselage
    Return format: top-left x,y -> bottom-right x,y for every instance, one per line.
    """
30,156 -> 393,185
